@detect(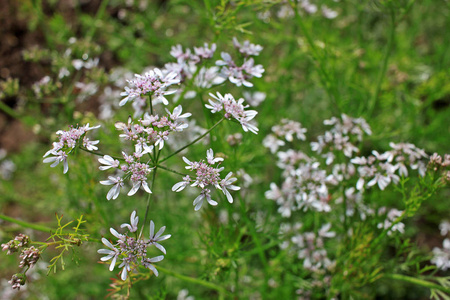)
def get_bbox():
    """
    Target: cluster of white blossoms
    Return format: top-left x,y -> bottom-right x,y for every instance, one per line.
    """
351,142 -> 428,191
166,43 -> 221,86
98,211 -> 170,280
172,149 -> 240,211
98,107 -> 192,200
206,92 -> 259,134
263,119 -> 307,153
431,220 -> 450,271
264,115 -> 430,219
41,38 -> 264,284
282,223 -> 336,272
120,68 -> 180,106
43,124 -> 100,174
376,207 -> 405,236
215,39 -> 265,88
